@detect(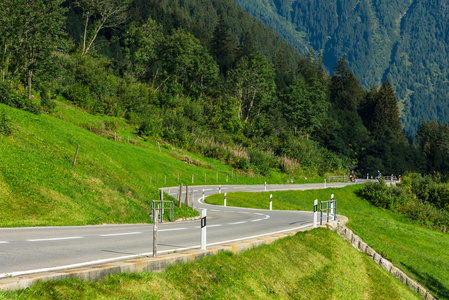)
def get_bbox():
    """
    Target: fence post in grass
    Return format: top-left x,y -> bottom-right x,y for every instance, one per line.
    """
153,209 -> 158,257
226,175 -> 228,183
127,135 -> 129,143
164,175 -> 166,184
313,199 -> 318,228
185,185 -> 189,207
192,174 -> 194,184
216,173 -> 218,183
178,184 -> 183,208
158,142 -> 161,152
201,209 -> 207,250
72,145 -> 80,166
224,193 -> 227,207
269,194 -> 272,210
